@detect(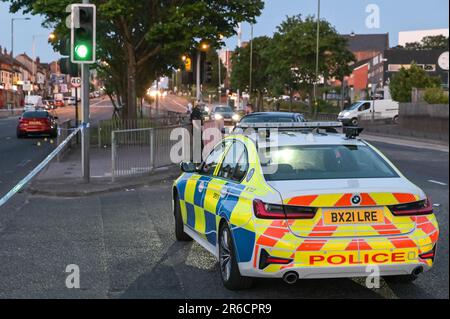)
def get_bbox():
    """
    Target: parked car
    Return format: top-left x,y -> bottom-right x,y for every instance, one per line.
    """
17,111 -> 58,138
338,100 -> 399,126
